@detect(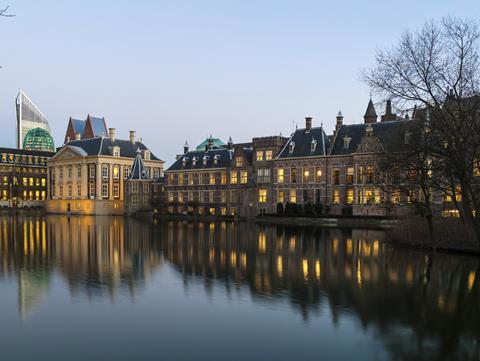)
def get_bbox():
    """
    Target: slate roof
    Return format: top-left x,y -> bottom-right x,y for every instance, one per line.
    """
364,99 -> 378,117
277,126 -> 330,159
71,118 -> 86,135
89,116 -> 108,137
330,120 -> 411,155
128,149 -> 149,180
0,147 -> 54,158
63,137 -> 161,160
